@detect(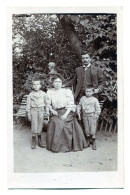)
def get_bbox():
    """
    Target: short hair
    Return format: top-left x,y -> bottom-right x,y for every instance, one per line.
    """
85,86 -> 94,91
81,51 -> 91,57
51,74 -> 64,83
32,76 -> 41,84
